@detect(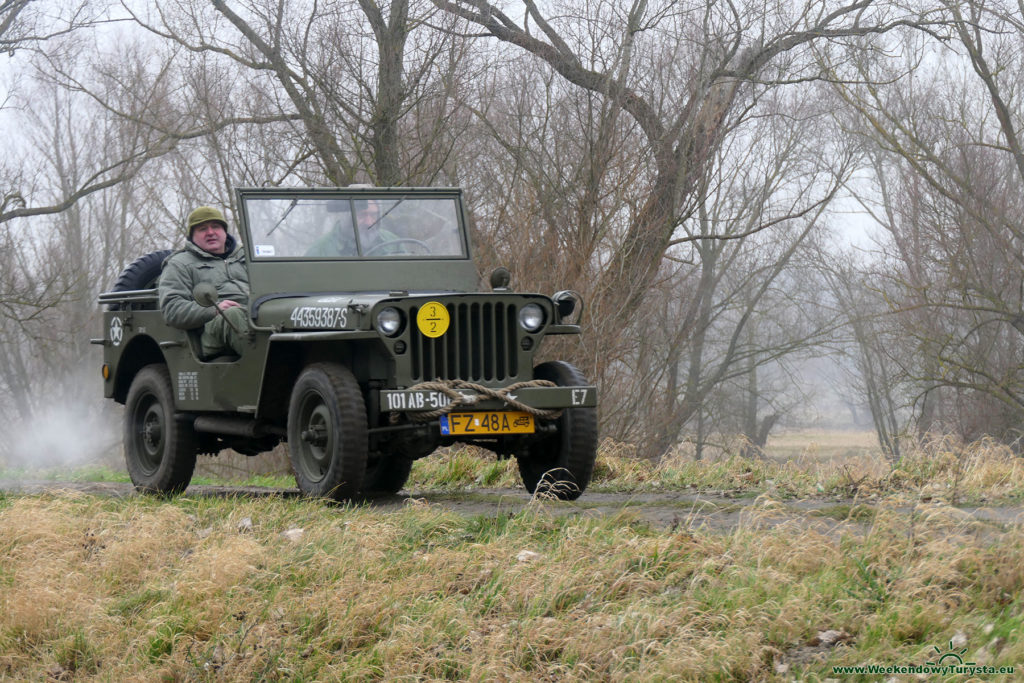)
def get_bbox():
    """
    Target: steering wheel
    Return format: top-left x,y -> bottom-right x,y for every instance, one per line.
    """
364,238 -> 432,256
